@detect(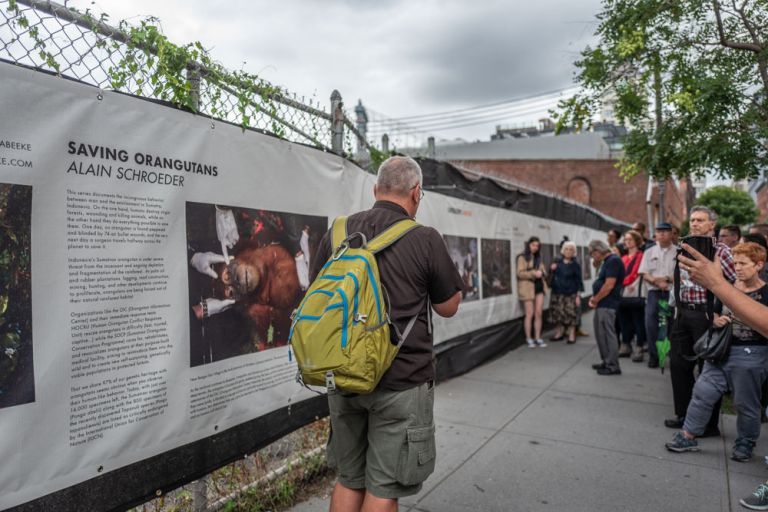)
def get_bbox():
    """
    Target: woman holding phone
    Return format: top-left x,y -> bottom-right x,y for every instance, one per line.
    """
666,242 -> 768,464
